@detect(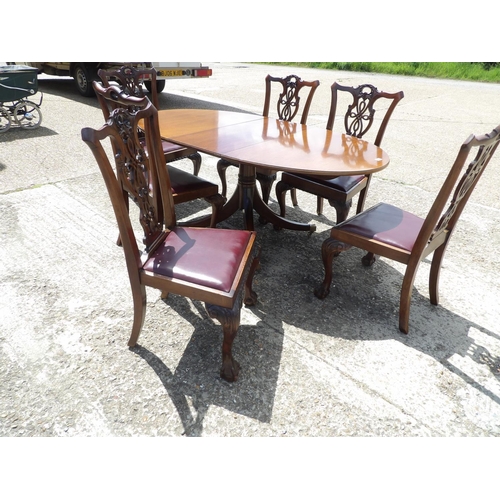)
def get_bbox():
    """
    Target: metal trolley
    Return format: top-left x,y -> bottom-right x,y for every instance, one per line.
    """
0,65 -> 43,133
